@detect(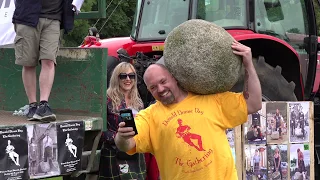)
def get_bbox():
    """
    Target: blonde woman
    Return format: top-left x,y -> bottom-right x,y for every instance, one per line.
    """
98,62 -> 146,180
